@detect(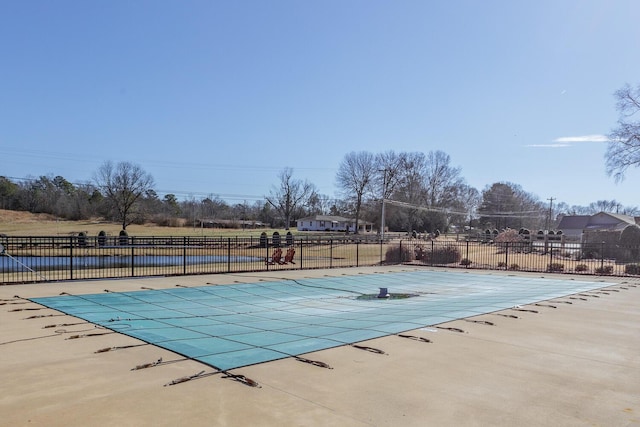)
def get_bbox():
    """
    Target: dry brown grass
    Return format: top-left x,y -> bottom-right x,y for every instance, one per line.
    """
0,209 -> 283,238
